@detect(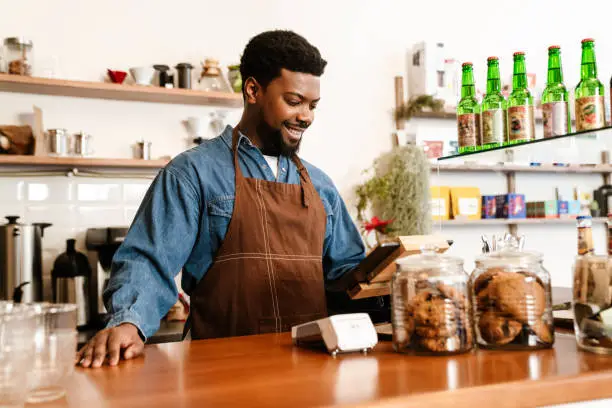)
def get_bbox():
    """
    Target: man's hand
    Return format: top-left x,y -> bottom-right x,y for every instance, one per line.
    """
76,323 -> 145,368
